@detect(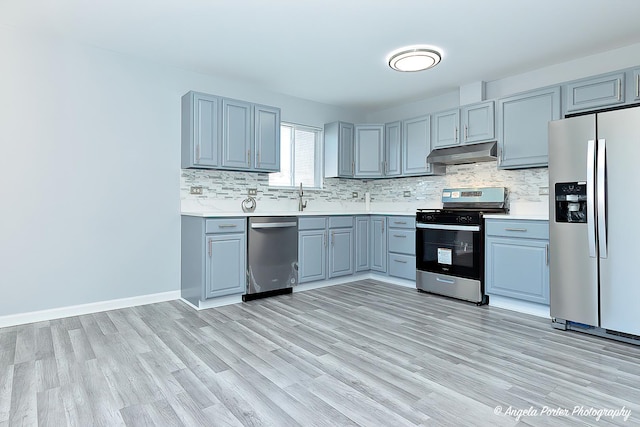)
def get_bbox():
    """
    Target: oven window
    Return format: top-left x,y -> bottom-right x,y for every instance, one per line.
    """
416,228 -> 480,280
